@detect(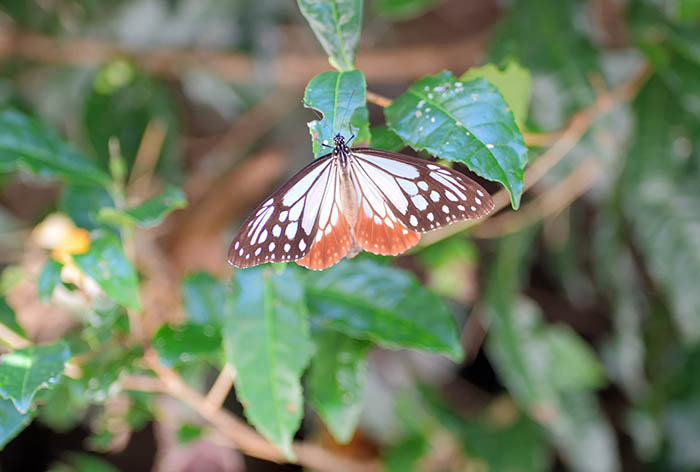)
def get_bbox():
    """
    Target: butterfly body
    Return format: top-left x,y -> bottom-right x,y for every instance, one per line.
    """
228,134 -> 494,270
